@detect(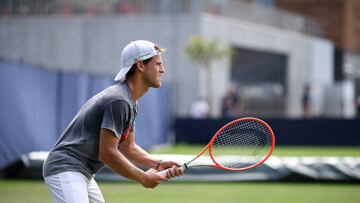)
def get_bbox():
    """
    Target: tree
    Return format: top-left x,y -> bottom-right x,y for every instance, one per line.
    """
185,36 -> 230,116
